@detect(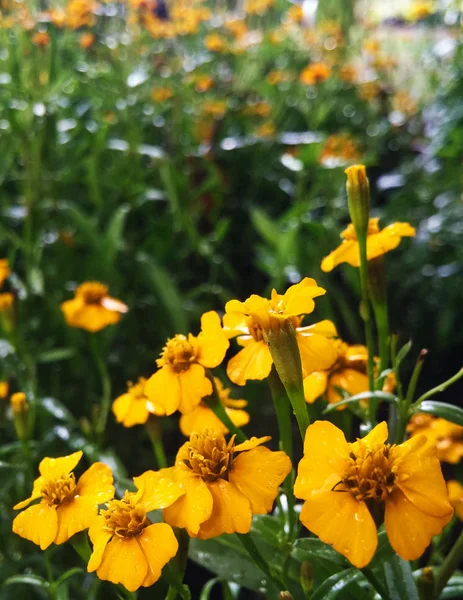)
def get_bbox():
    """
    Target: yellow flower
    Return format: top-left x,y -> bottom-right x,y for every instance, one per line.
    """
0,259 -> 10,287
0,292 -> 14,312
145,311 -> 229,416
300,63 -> 331,86
88,471 -> 181,592
13,451 -> 114,550
10,392 -> 27,414
321,218 -> 416,272
407,414 -> 463,464
179,377 -> 249,436
163,431 -> 291,539
224,310 -> 337,385
245,0 -> 275,15
447,480 -> 463,520
204,32 -> 228,53
151,86 -> 173,102
407,1 -> 434,21
79,32 -> 95,49
0,381 -> 8,399
66,0 -> 97,30
32,31 -> 51,47
112,377 -> 165,427
295,421 -> 453,568
61,281 -> 128,332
